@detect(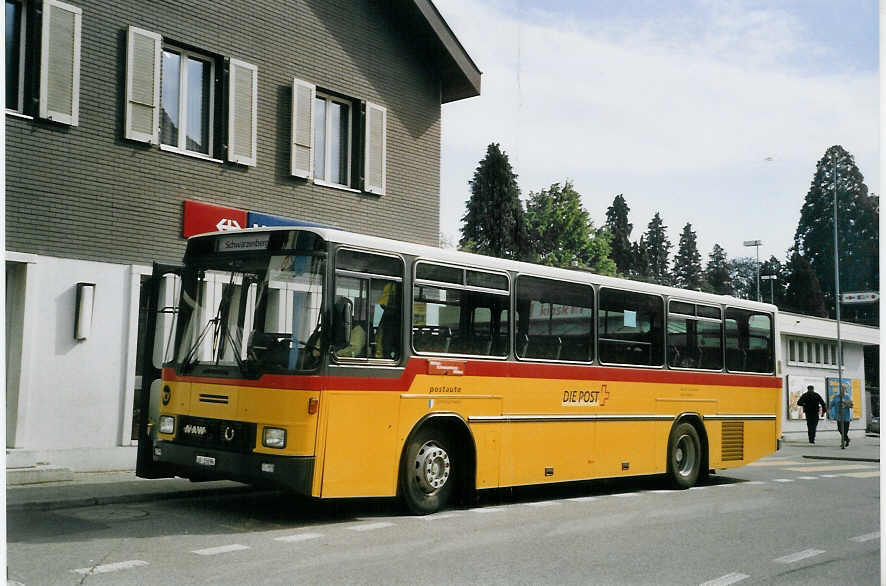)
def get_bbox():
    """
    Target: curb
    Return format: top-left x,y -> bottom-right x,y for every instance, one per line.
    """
7,484 -> 267,513
801,455 -> 879,464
